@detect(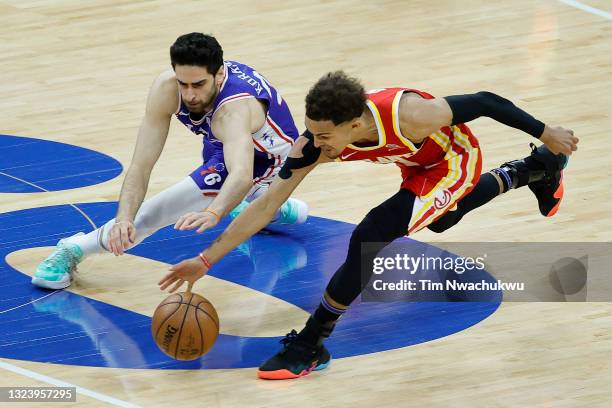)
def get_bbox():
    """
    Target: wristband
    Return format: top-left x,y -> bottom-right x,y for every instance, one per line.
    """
198,252 -> 213,269
204,208 -> 221,223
